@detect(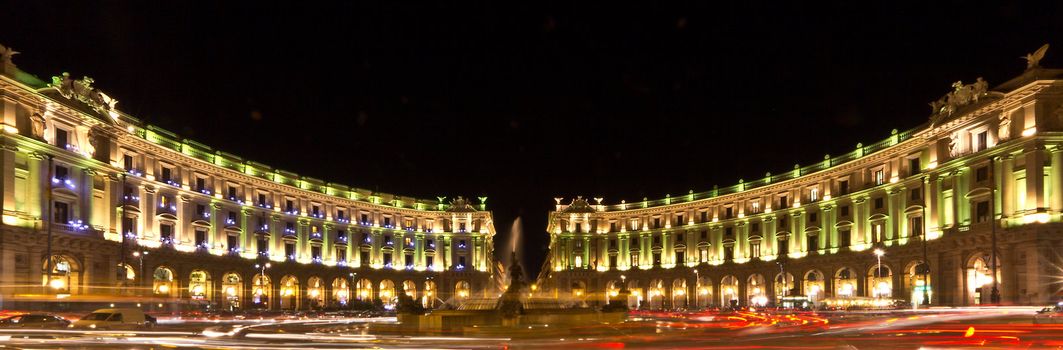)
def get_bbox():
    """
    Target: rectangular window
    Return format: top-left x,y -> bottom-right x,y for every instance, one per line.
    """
751,223 -> 760,233
976,201 -> 990,223
257,193 -> 267,206
158,222 -> 173,241
311,246 -> 321,261
609,222 -> 617,232
55,128 -> 68,148
194,229 -> 207,247
676,214 -> 684,226
360,251 -> 369,264
425,255 -> 434,268
196,204 -> 206,217
123,154 -> 134,171
910,216 -> 923,237
54,165 -> 69,180
405,254 -> 413,268
700,230 -> 707,240
285,242 -> 295,259
227,186 -> 237,199
457,255 -> 465,268
337,210 -> 346,220
384,235 -> 393,245
609,239 -> 617,249
630,253 -> 640,267
609,255 -> 617,268
840,205 -> 850,217
875,169 -> 885,185
725,227 -> 733,236
677,233 -> 684,242
405,237 -> 413,247
724,246 -> 734,261
195,177 -> 206,191
809,212 -> 818,222
652,235 -> 660,246
977,131 -> 988,151
875,197 -> 884,209
751,201 -> 760,213
122,217 -> 136,235
911,188 -> 921,201
161,167 -> 172,182
336,248 -> 347,262
257,237 -> 269,254
976,166 -> 989,182
53,201 -> 70,223
725,207 -> 733,219
778,238 -> 789,255
361,213 -> 369,223
384,217 -> 392,227
427,239 -> 434,248
810,188 -> 819,202
779,196 -> 788,209
808,235 -> 818,252
285,200 -> 294,212
838,180 -> 849,195
838,229 -> 851,247
700,211 -> 707,223
751,242 -> 761,258
227,235 -> 239,252
653,217 -> 661,229
675,251 -> 685,264
653,252 -> 662,266
312,205 -> 320,216
909,157 -> 921,176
